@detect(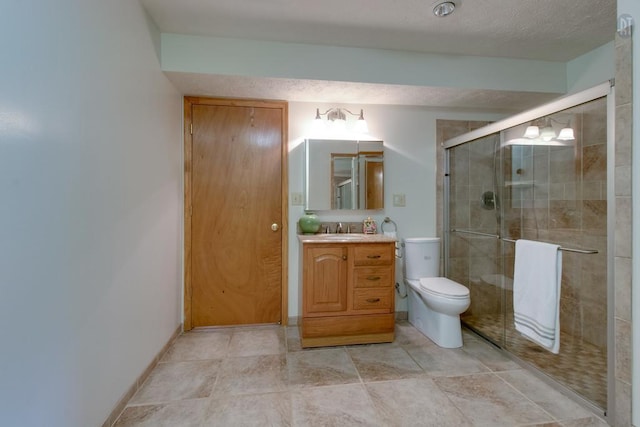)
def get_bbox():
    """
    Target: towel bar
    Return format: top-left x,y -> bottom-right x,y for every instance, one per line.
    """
450,229 -> 599,254
381,217 -> 398,233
